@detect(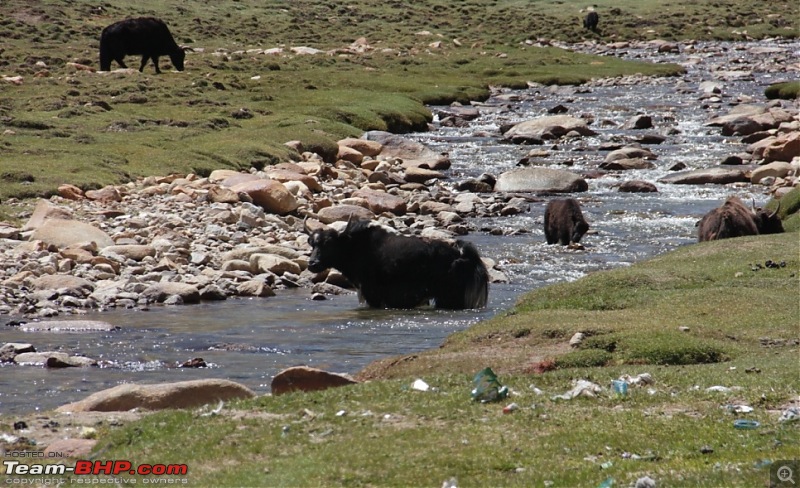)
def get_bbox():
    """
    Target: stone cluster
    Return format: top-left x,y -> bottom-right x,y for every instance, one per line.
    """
0,131 -> 524,319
